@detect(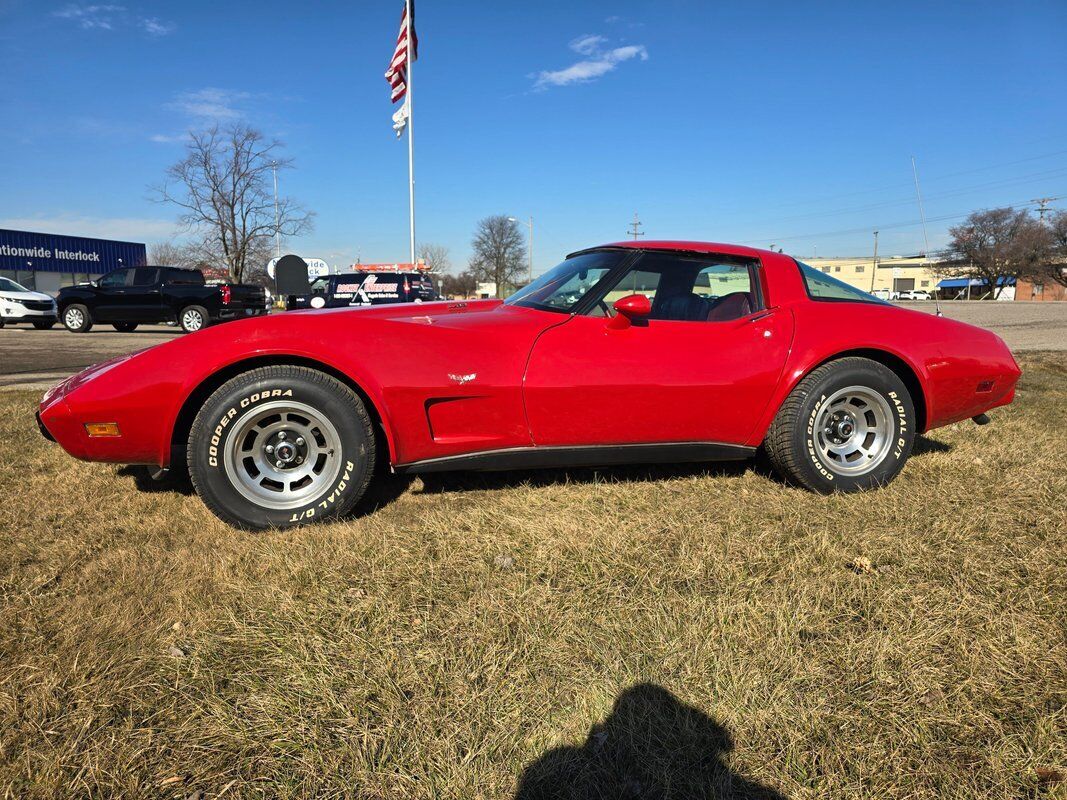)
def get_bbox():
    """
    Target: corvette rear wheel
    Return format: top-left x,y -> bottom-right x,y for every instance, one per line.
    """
765,357 -> 915,492
187,366 -> 376,530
